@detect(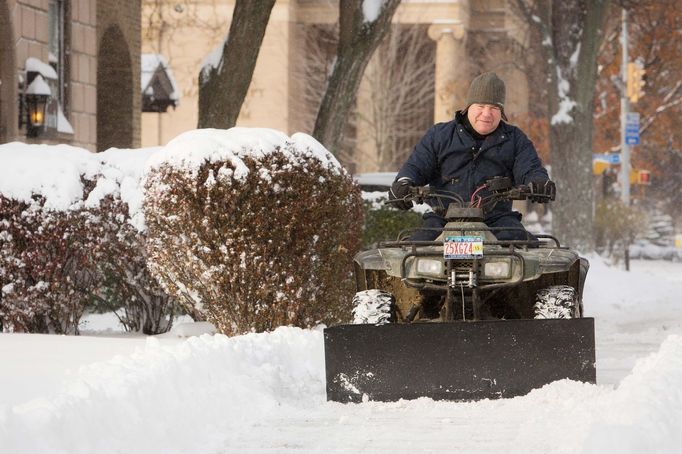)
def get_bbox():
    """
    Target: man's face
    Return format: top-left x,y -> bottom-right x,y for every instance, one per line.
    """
467,103 -> 502,135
